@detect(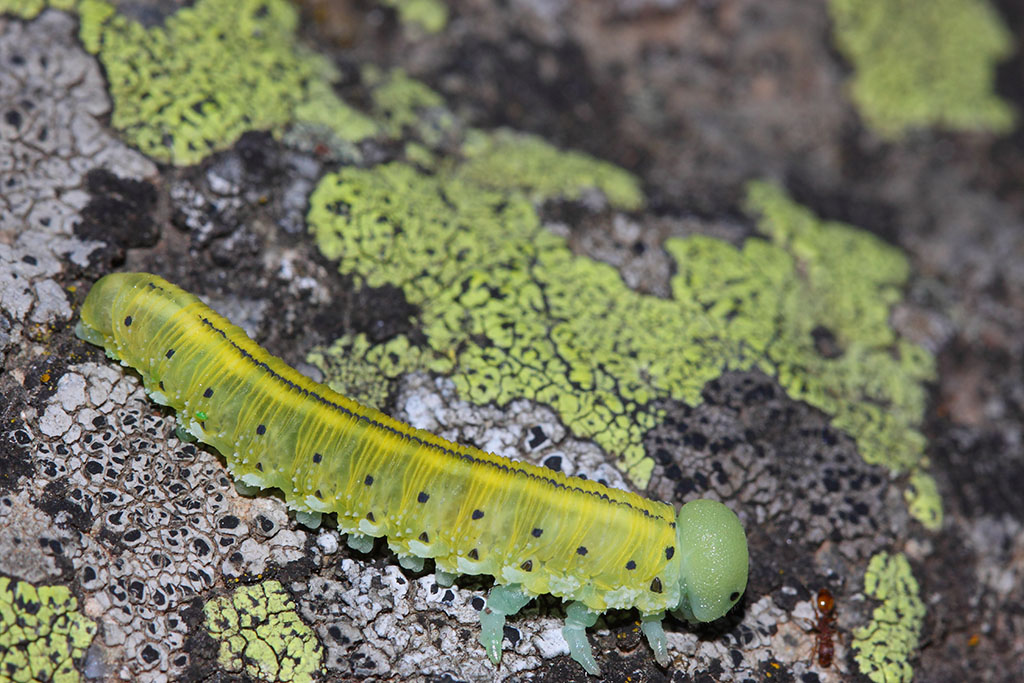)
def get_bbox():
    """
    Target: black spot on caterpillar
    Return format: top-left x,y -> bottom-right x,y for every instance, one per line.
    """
76,272 -> 749,675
